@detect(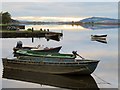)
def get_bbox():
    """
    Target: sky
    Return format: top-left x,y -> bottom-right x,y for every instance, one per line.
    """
1,2 -> 118,22
1,0 -> 120,2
